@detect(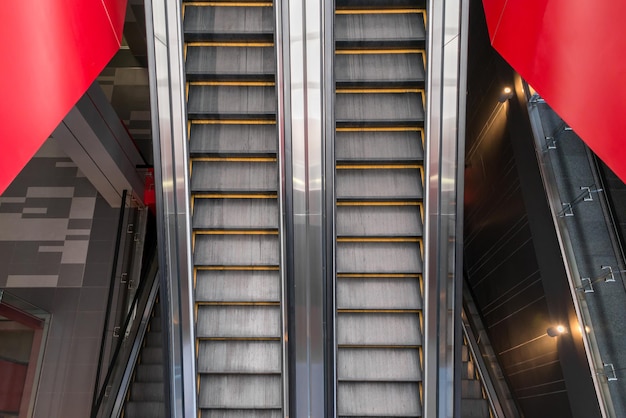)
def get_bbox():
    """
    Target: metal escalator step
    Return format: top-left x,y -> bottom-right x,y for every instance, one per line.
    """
196,269 -> 280,302
336,241 -> 422,273
187,85 -> 276,119
336,167 -> 423,199
140,347 -> 163,364
129,382 -> 165,402
196,305 -> 281,338
134,364 -> 165,382
462,379 -> 484,400
336,92 -> 424,123
193,198 -> 278,229
186,45 -> 275,80
460,398 -> 490,418
124,401 -> 166,418
194,234 -> 279,266
337,347 -> 421,381
336,53 -> 424,85
183,5 -> 274,42
337,205 -> 422,236
198,340 -> 281,373
337,277 -> 422,310
335,12 -> 425,43
336,130 -> 423,161
189,123 -> 277,155
201,411 -> 282,418
337,312 -> 422,346
337,382 -> 421,417
199,375 -> 282,409
191,160 -> 277,192
144,331 -> 163,348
